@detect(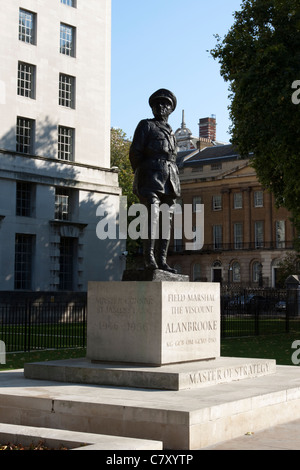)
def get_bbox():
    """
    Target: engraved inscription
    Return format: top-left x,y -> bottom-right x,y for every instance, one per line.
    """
164,289 -> 219,351
189,362 -> 270,385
